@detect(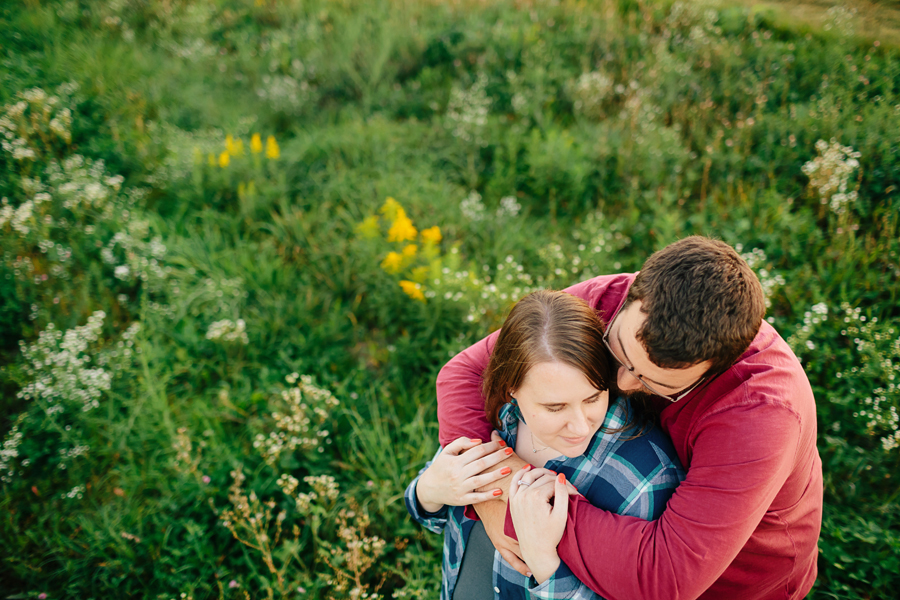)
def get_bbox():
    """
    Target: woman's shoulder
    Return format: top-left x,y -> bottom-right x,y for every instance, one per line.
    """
600,398 -> 683,472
